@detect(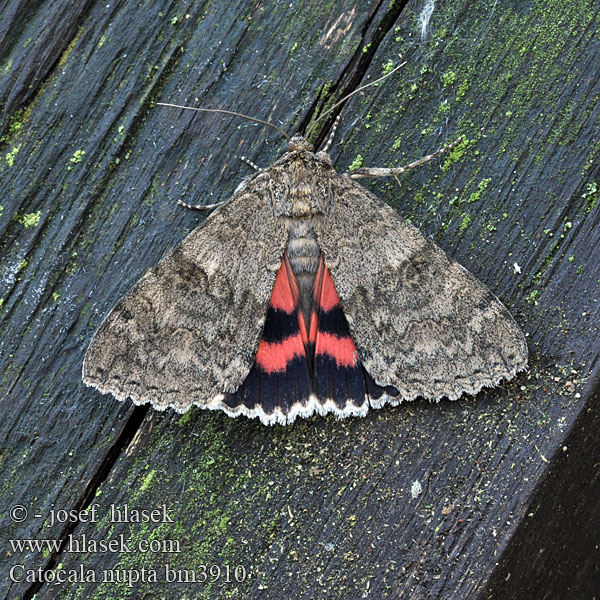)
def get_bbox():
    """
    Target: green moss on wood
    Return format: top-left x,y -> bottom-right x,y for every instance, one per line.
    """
582,182 -> 598,213
347,154 -> 364,171
20,211 -> 42,228
459,213 -> 471,231
468,178 -> 491,203
5,144 -> 21,166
